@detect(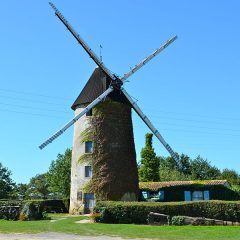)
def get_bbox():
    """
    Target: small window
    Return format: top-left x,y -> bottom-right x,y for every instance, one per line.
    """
85,166 -> 92,178
142,191 -> 148,199
77,191 -> 83,200
159,191 -> 164,200
184,191 -> 191,201
85,141 -> 93,153
204,191 -> 210,200
149,191 -> 160,200
192,191 -> 203,201
86,109 -> 92,116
